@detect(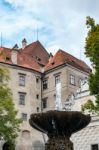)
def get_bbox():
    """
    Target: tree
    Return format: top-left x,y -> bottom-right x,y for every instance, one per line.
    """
0,67 -> 21,149
82,16 -> 99,114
